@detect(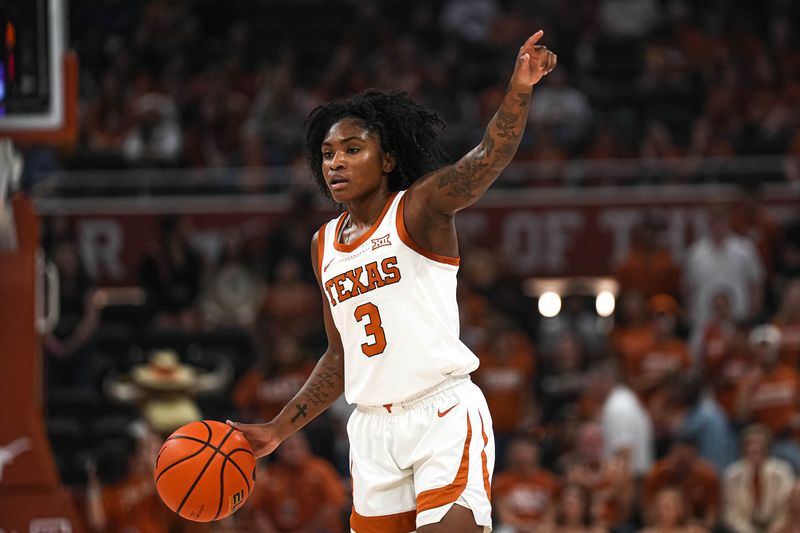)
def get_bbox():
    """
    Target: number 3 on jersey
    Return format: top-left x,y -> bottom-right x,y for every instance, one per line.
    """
354,302 -> 386,357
